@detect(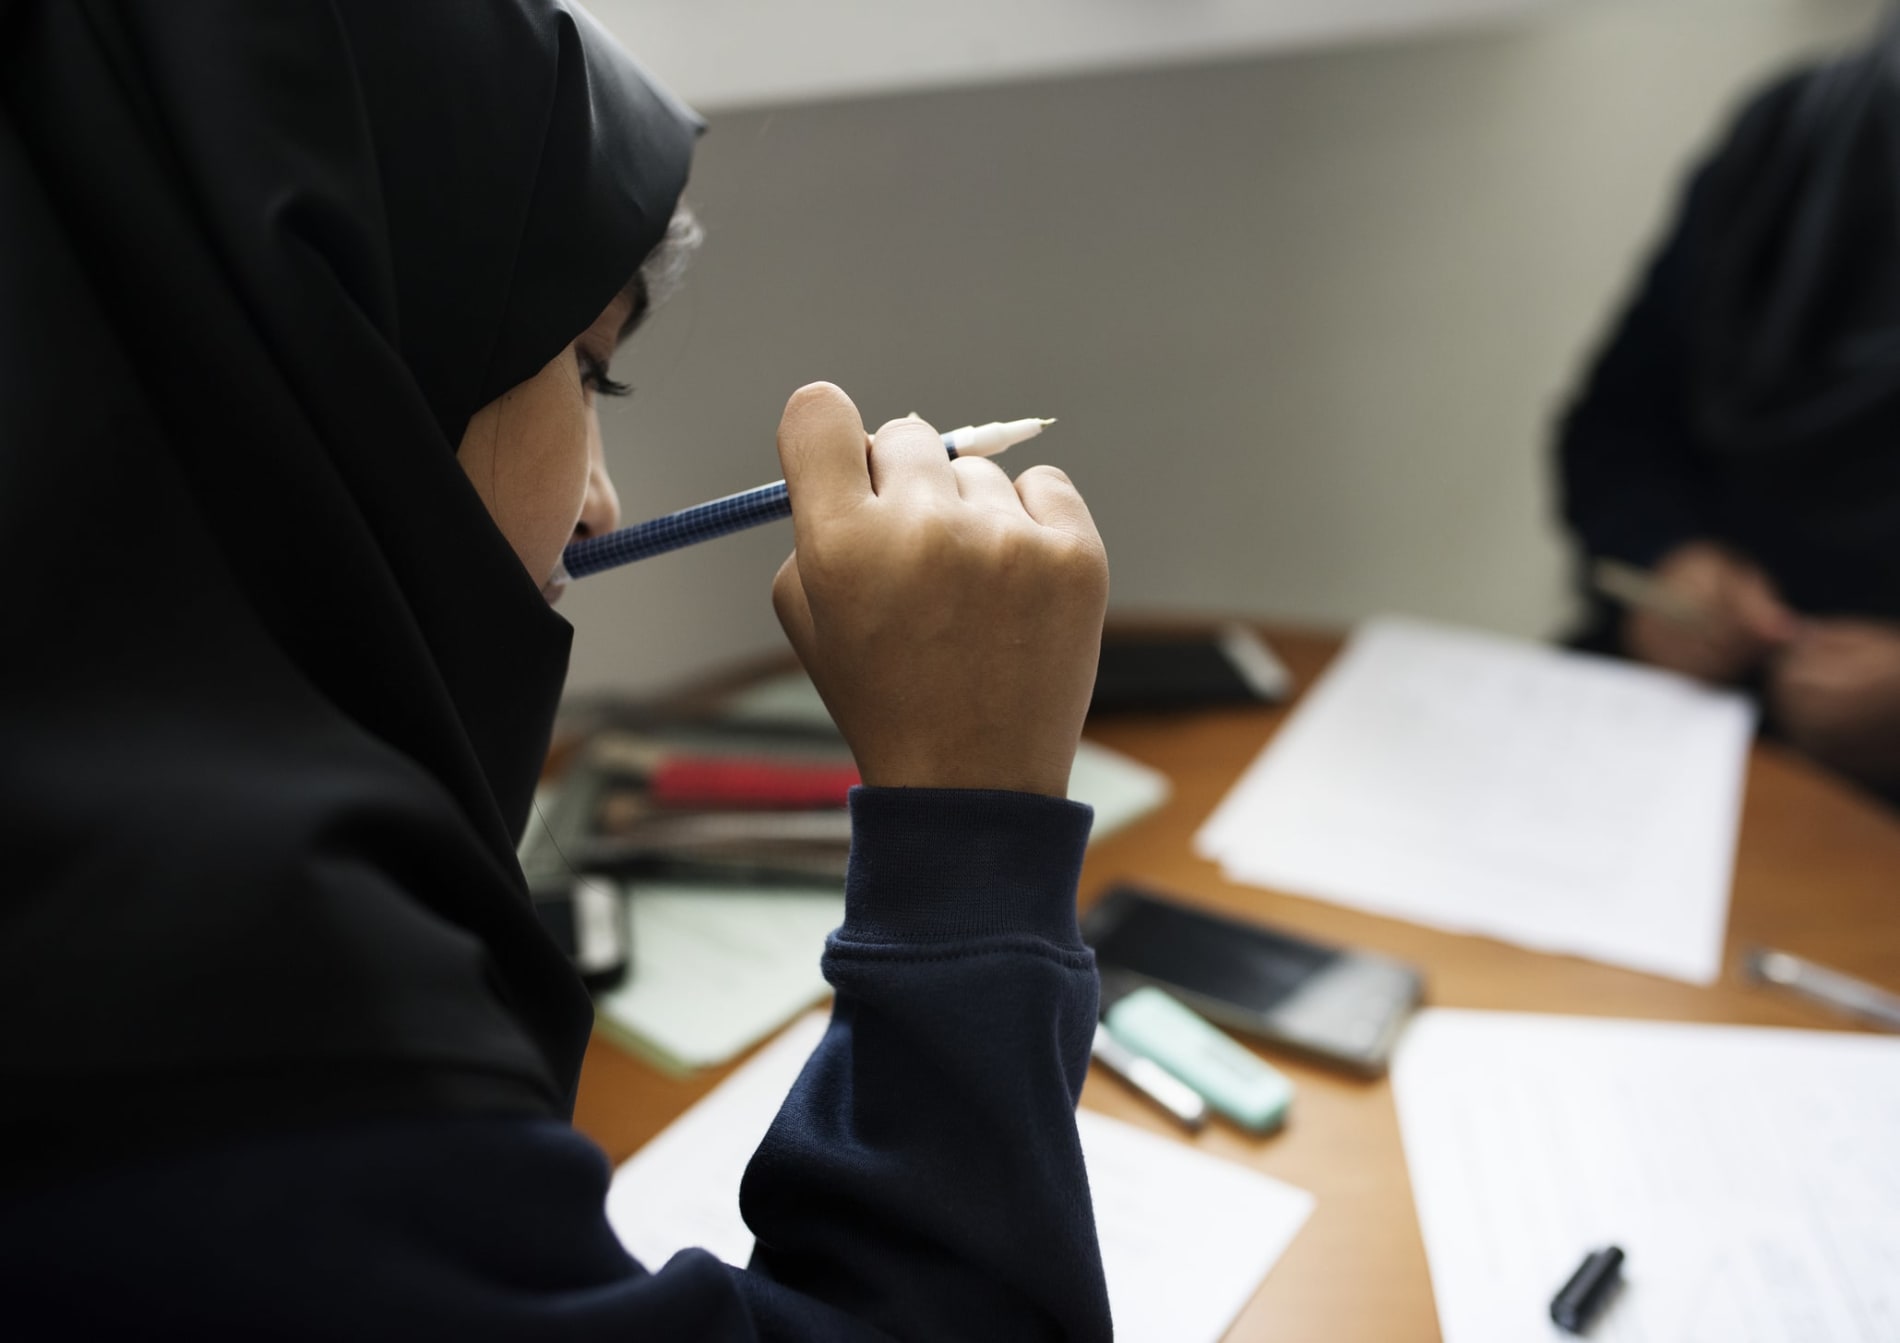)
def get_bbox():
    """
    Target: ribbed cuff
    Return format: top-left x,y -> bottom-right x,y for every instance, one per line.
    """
840,787 -> 1094,947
